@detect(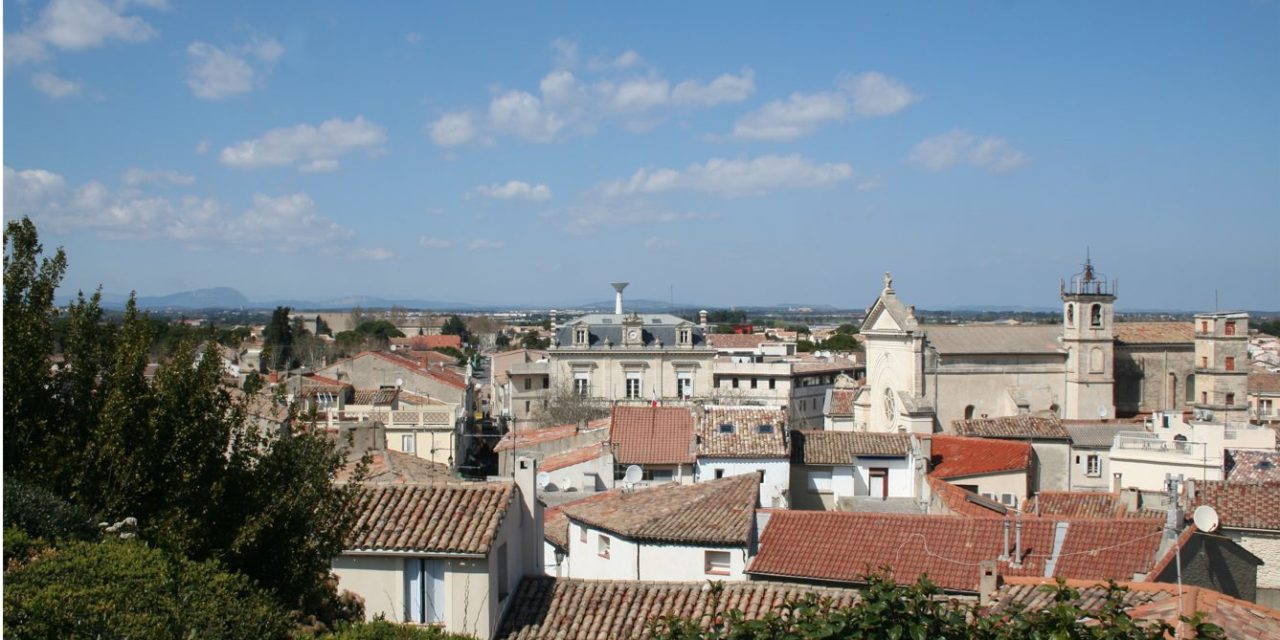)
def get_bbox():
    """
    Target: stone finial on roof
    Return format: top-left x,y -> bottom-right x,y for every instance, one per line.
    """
883,271 -> 894,293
